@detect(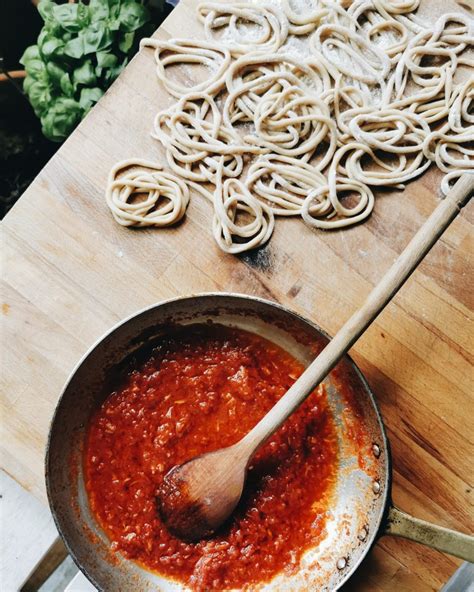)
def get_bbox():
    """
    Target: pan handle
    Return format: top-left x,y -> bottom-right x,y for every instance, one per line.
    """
384,506 -> 474,562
